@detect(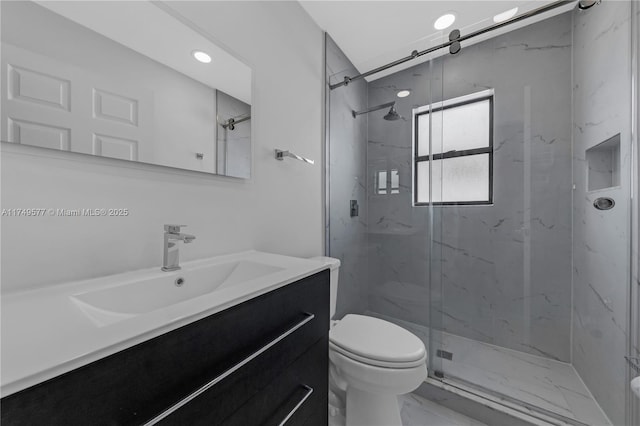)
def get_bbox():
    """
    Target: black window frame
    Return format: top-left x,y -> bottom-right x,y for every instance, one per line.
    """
413,95 -> 494,206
